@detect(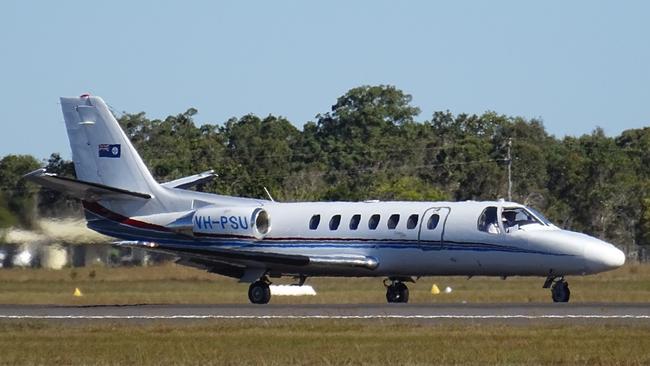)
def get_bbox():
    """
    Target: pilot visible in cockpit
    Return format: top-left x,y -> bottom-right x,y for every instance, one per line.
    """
502,211 -> 519,233
486,210 -> 501,234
